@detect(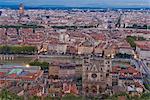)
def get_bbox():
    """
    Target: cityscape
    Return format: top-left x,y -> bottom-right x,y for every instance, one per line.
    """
0,0 -> 150,100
